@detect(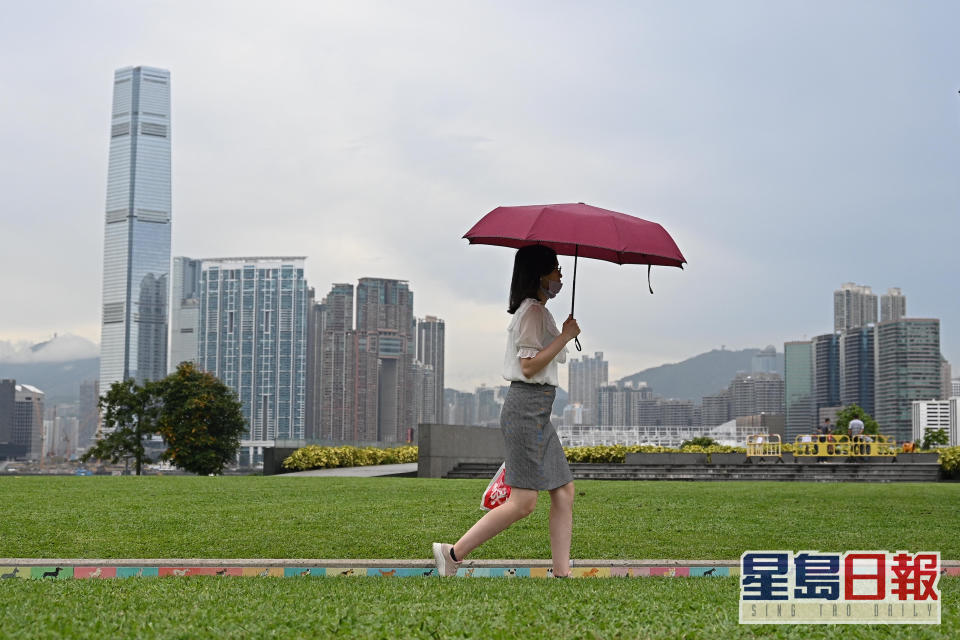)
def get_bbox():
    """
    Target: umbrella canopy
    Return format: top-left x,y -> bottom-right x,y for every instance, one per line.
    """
463,202 -> 687,351
463,202 -> 686,268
